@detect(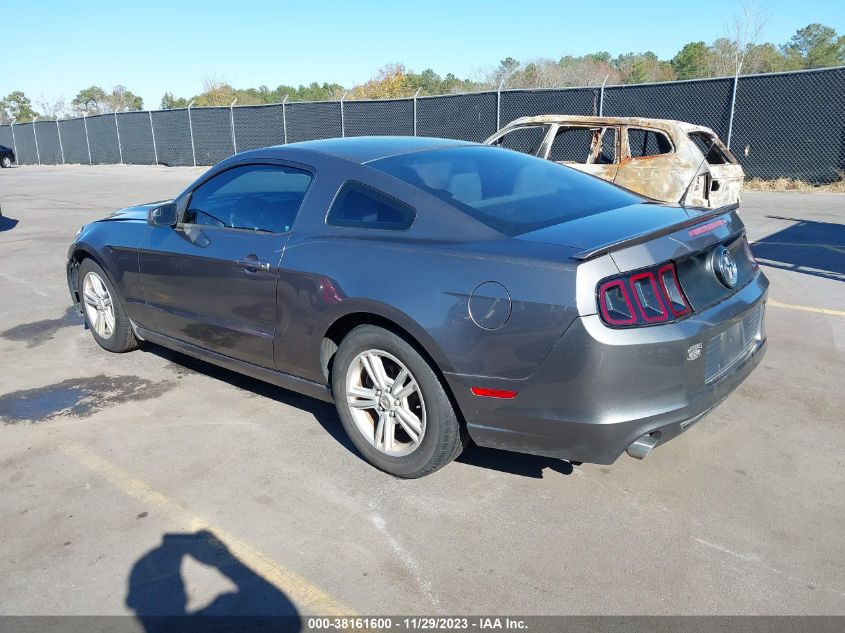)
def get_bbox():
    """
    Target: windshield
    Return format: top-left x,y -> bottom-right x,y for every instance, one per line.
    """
370,145 -> 642,236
